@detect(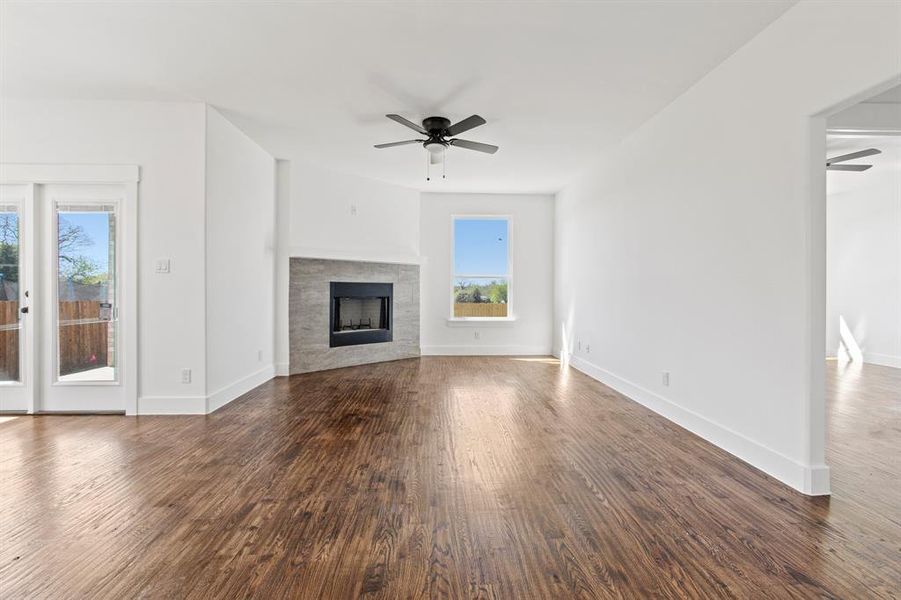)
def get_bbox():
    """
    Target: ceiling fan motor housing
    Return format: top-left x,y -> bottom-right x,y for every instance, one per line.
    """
422,116 -> 451,135
374,113 -> 498,160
